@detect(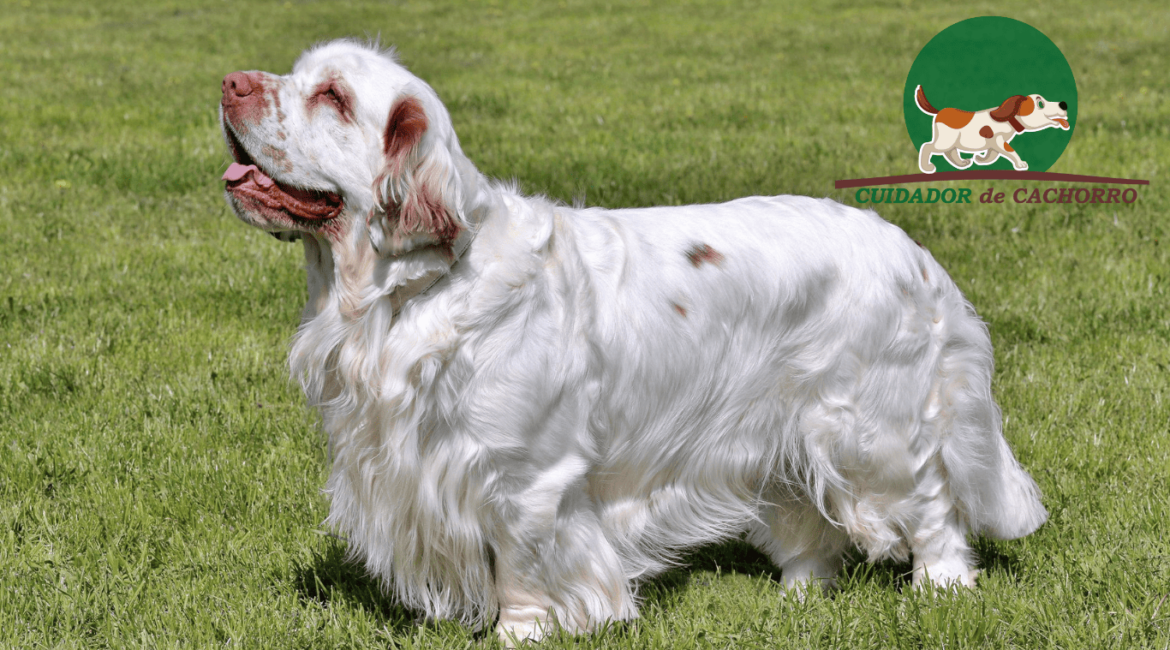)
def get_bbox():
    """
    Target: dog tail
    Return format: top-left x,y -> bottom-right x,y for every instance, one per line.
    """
949,421 -> 1049,540
981,437 -> 1049,539
915,85 -> 938,115
934,302 -> 1048,541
